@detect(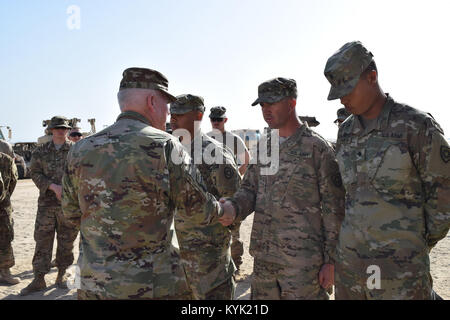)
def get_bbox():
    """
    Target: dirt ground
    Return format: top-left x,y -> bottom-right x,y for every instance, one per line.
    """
0,179 -> 448,300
